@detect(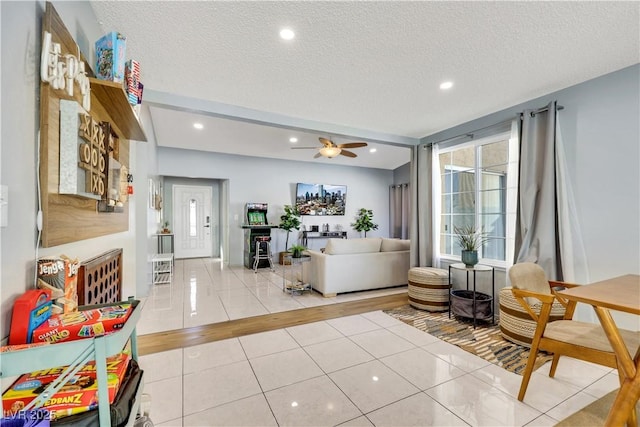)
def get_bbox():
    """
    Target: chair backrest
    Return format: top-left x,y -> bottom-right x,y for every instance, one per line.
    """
509,263 -> 551,295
